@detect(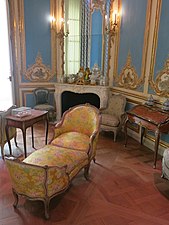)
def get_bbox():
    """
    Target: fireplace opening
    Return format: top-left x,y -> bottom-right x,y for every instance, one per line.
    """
61,91 -> 100,115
